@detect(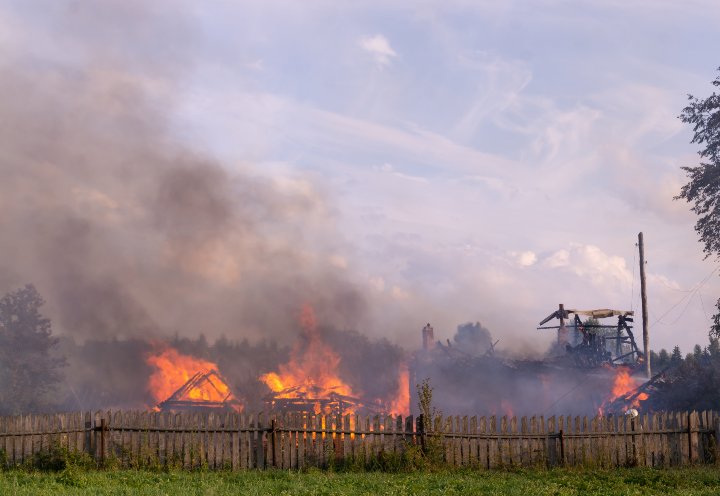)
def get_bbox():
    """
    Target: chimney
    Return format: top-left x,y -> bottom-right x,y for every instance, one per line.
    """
422,323 -> 435,351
